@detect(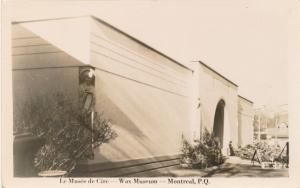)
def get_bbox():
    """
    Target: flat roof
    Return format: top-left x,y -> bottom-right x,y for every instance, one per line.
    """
198,61 -> 239,87
12,15 -> 193,72
238,95 -> 254,104
91,16 -> 194,72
